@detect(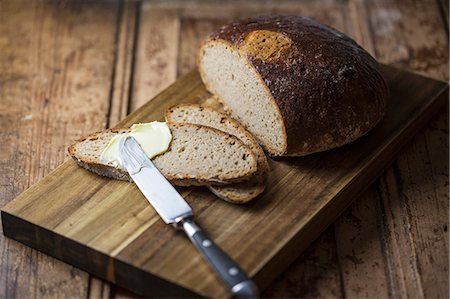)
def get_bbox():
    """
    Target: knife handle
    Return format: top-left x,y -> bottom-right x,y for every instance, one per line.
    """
180,219 -> 259,298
